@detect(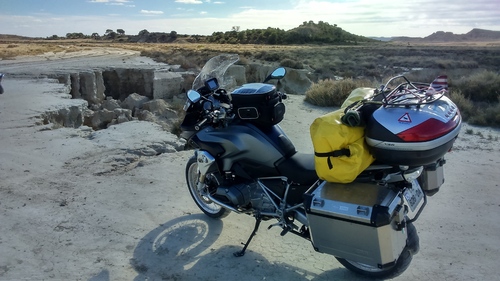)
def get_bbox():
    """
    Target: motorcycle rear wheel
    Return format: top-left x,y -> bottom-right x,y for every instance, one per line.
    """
186,156 -> 229,219
335,222 -> 418,279
336,249 -> 412,279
